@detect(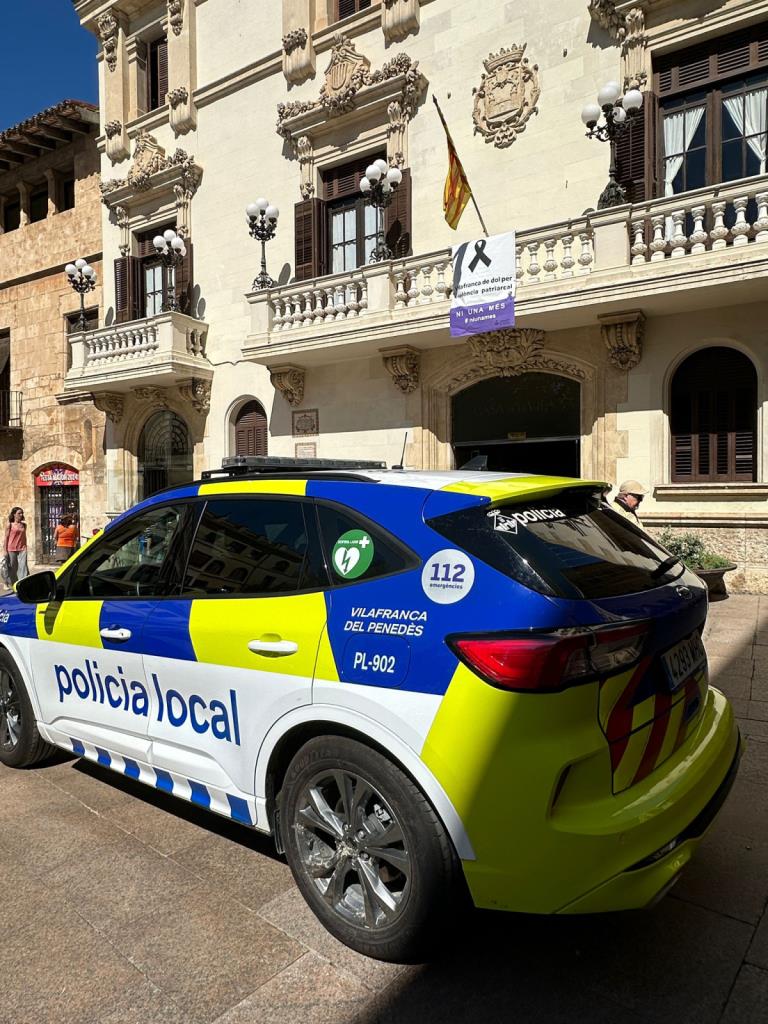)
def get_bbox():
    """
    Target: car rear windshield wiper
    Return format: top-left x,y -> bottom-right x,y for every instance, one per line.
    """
650,554 -> 683,580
